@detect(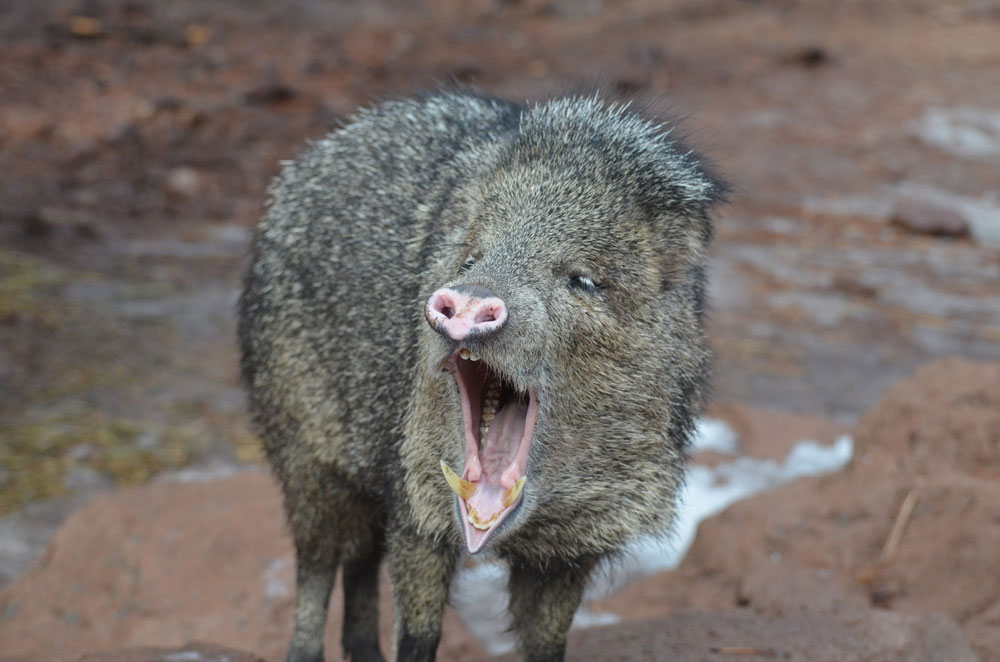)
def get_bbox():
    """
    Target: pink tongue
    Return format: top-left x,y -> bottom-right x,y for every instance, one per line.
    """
466,401 -> 526,521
